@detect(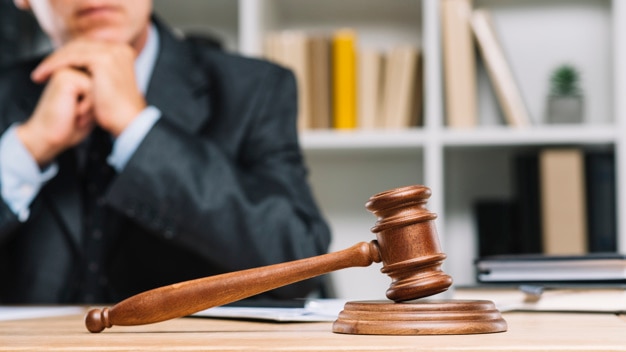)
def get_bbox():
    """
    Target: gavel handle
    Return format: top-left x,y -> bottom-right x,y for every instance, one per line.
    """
85,241 -> 381,332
